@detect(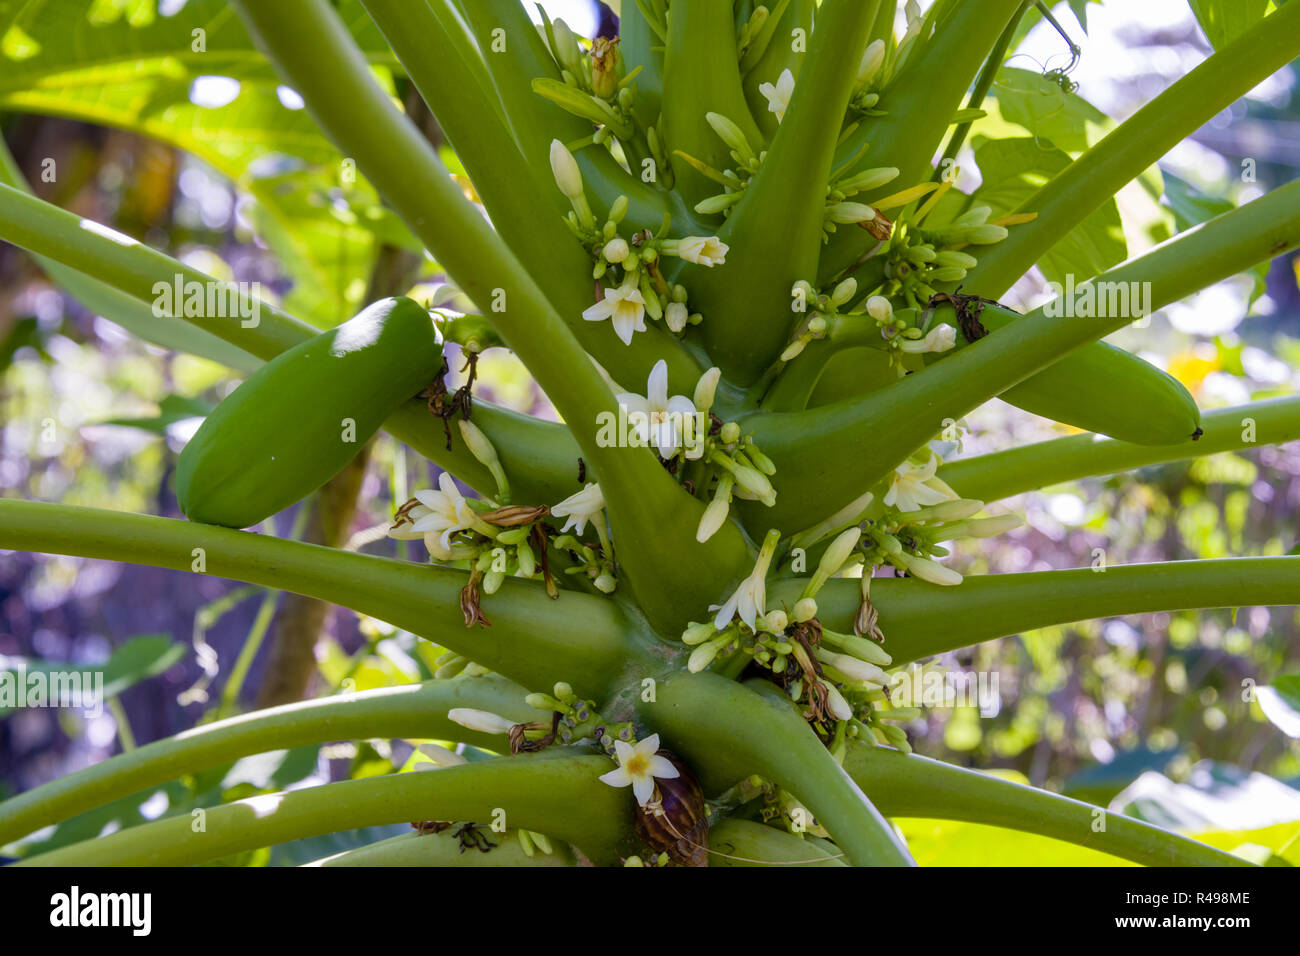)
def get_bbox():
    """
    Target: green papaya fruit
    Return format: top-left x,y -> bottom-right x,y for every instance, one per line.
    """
961,307 -> 1203,446
177,297 -> 440,528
